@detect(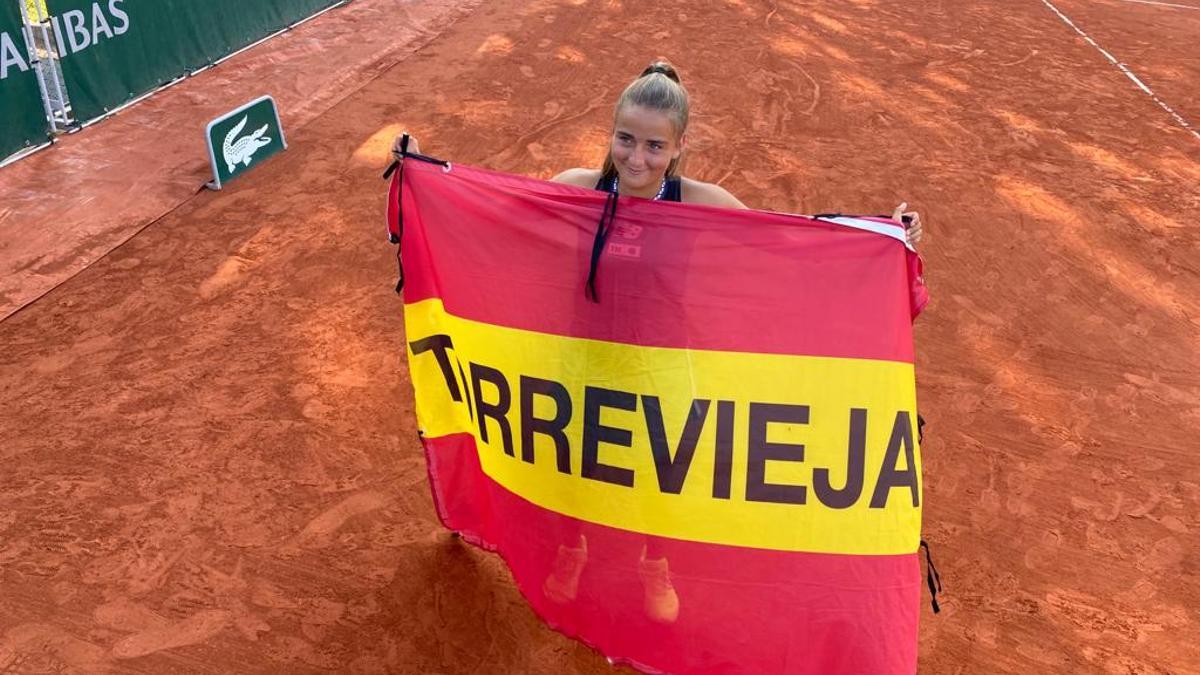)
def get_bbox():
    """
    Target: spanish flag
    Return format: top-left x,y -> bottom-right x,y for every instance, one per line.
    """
388,155 -> 929,674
